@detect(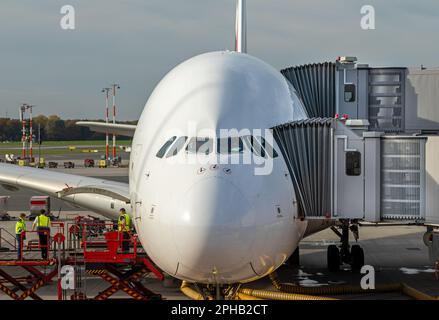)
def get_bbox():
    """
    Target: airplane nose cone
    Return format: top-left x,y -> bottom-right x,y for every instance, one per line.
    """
172,177 -> 257,282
